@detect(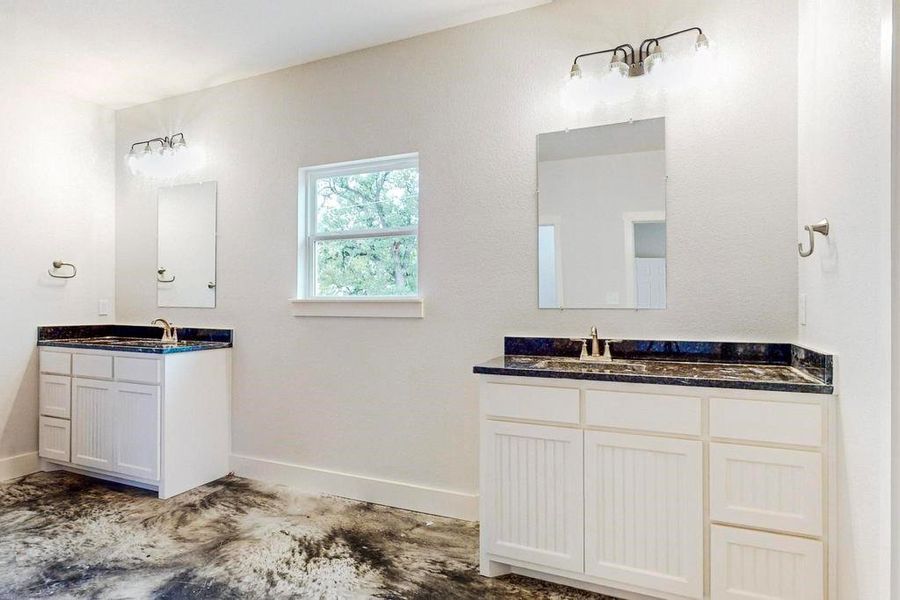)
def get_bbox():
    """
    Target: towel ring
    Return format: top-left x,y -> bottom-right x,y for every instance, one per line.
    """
799,219 -> 830,258
157,268 -> 176,283
48,260 -> 77,279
